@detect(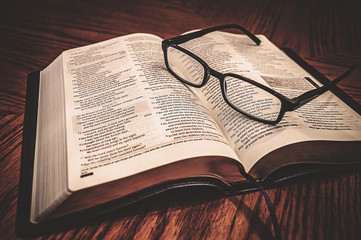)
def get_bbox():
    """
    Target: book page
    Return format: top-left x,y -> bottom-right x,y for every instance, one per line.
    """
178,31 -> 361,172
31,55 -> 70,223
62,33 -> 238,191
